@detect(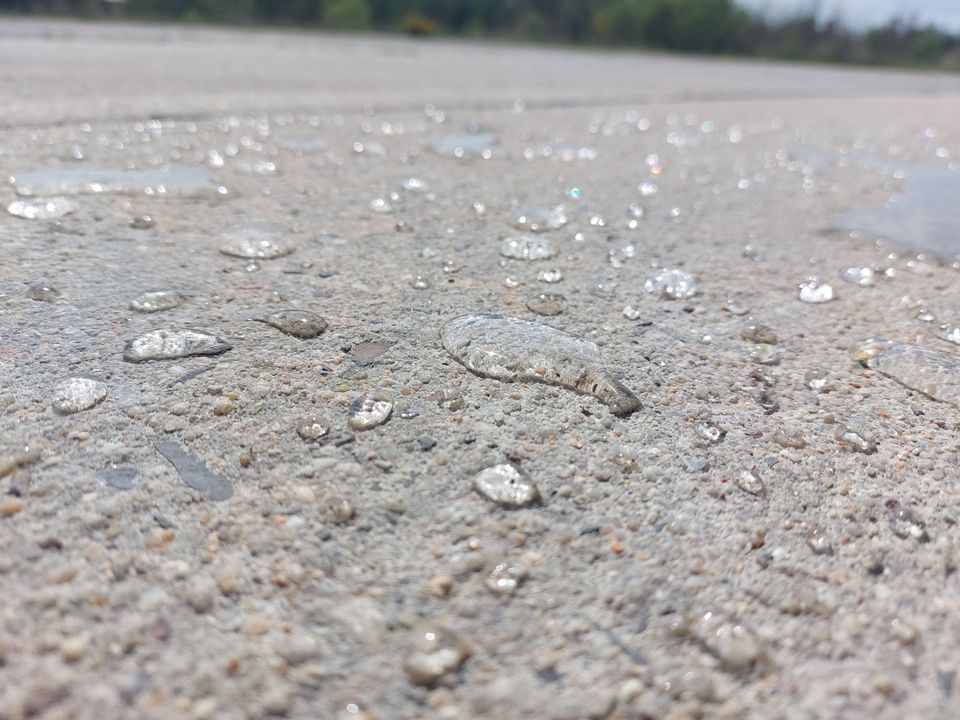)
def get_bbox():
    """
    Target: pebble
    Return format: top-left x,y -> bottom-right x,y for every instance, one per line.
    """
51,377 -> 107,415
853,339 -> 960,404
123,329 -> 232,362
742,323 -> 778,344
219,224 -> 294,259
184,576 -> 218,613
130,214 -> 155,229
644,267 -> 697,300
835,417 -> 877,454
440,314 -> 641,415
403,625 -> 472,685
155,441 -> 234,501
6,196 -> 77,220
526,292 -> 567,316
254,310 -> 329,339
129,290 -> 186,313
500,236 -> 558,260
472,464 -> 540,508
26,284 -> 61,302
796,277 -> 835,303
330,497 -> 356,524
347,393 -> 393,430
512,206 -> 567,233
